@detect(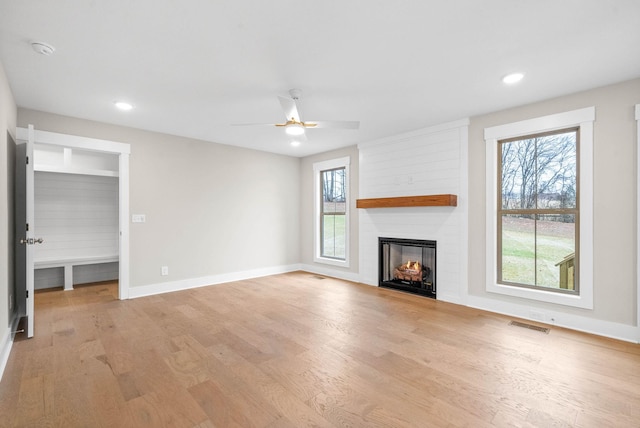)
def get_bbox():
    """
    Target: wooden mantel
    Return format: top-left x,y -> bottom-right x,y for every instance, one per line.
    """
356,194 -> 457,209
